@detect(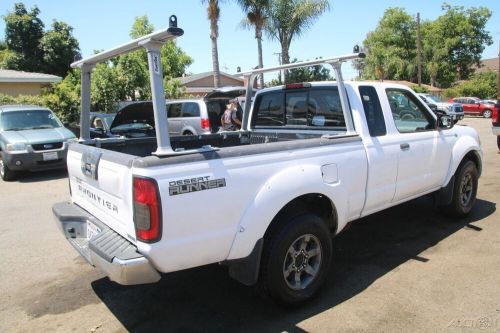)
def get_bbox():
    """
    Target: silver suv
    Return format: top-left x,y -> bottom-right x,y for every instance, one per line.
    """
109,87 -> 248,137
0,105 -> 76,181
417,93 -> 464,123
